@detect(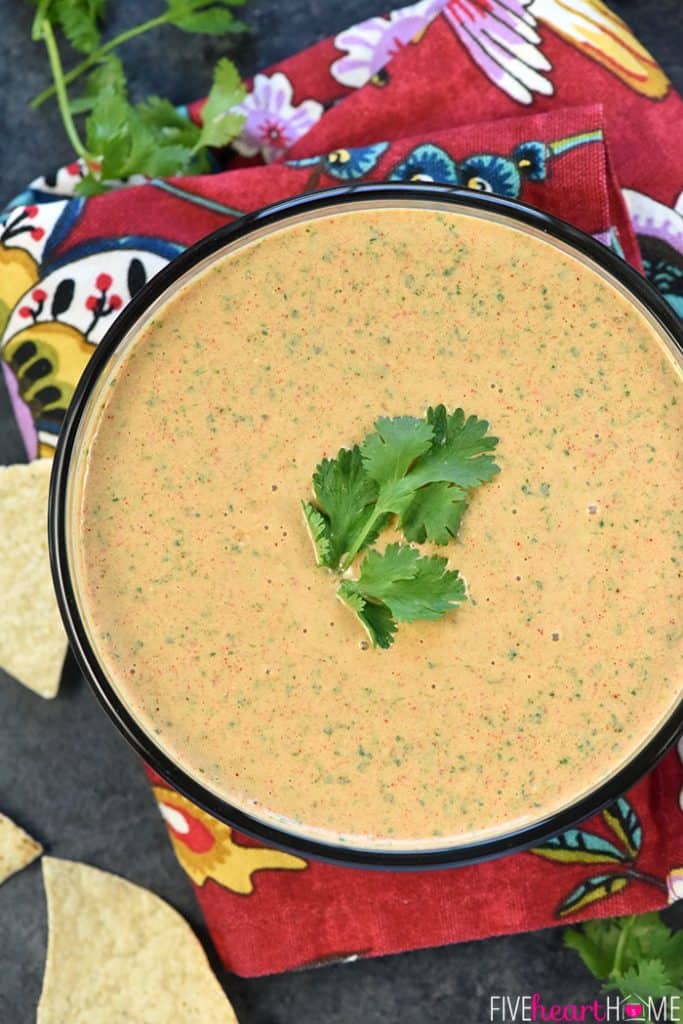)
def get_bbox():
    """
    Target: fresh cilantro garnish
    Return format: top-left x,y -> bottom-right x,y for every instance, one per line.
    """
564,913 -> 683,1009
400,481 -> 468,546
339,545 -> 466,649
337,586 -> 397,650
302,445 -> 380,569
302,406 -> 499,648
350,406 -> 498,567
304,405 -> 499,572
29,0 -> 247,191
